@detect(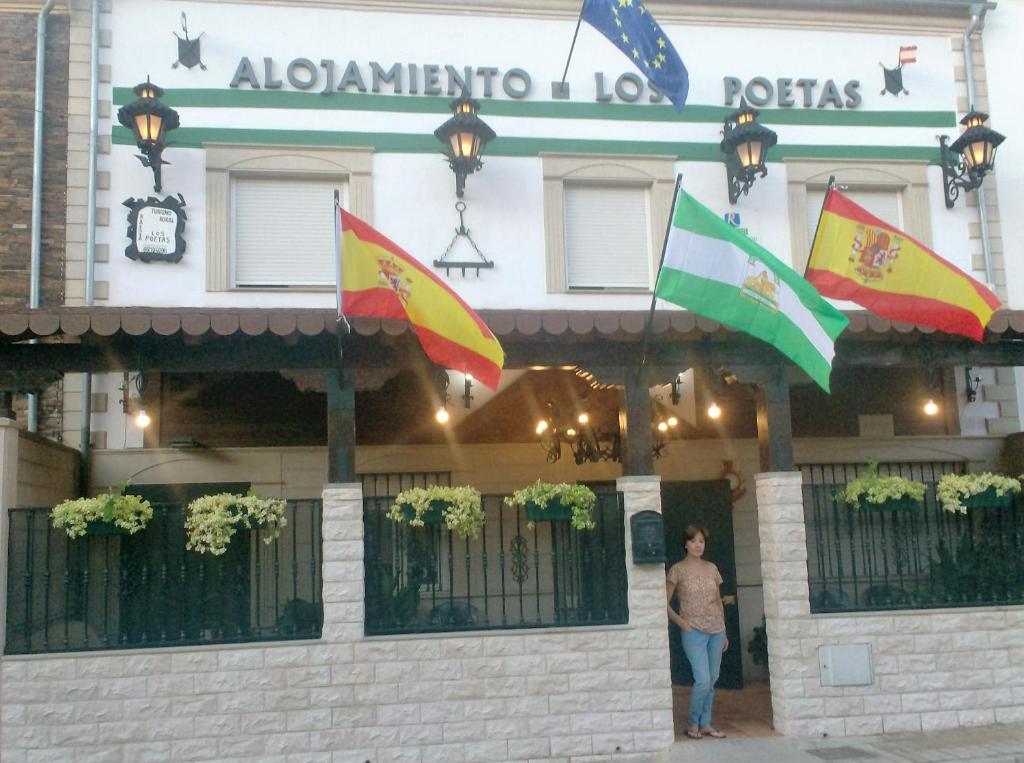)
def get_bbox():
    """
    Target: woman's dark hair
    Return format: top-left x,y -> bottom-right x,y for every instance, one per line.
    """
683,524 -> 710,547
